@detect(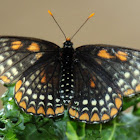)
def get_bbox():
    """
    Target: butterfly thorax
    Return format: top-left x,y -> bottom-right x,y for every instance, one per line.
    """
59,40 -> 75,105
